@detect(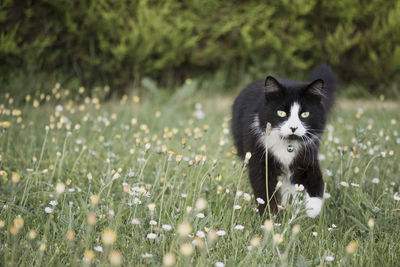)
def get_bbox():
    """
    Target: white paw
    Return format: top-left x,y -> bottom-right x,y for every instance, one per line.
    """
305,197 -> 323,218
